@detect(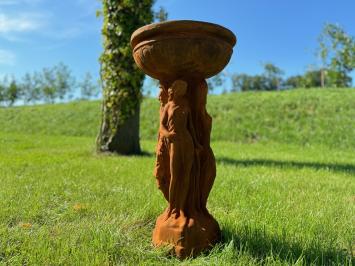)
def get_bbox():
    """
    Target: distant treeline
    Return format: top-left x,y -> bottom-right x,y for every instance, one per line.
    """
208,23 -> 354,92
0,63 -> 100,107
207,64 -> 353,93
